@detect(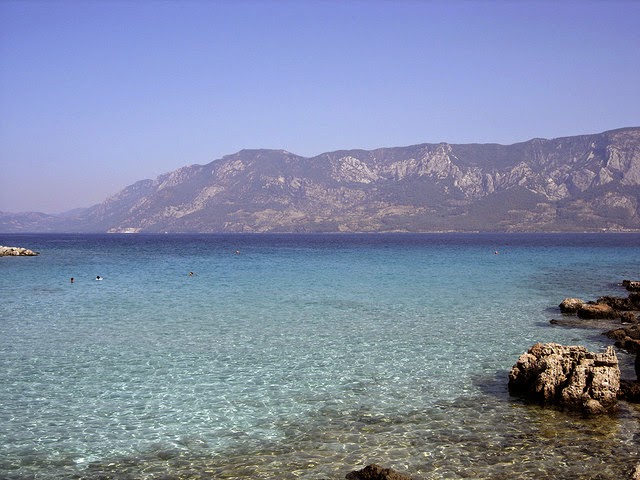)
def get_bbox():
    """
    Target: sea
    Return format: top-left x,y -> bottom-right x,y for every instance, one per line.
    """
1,233 -> 639,480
